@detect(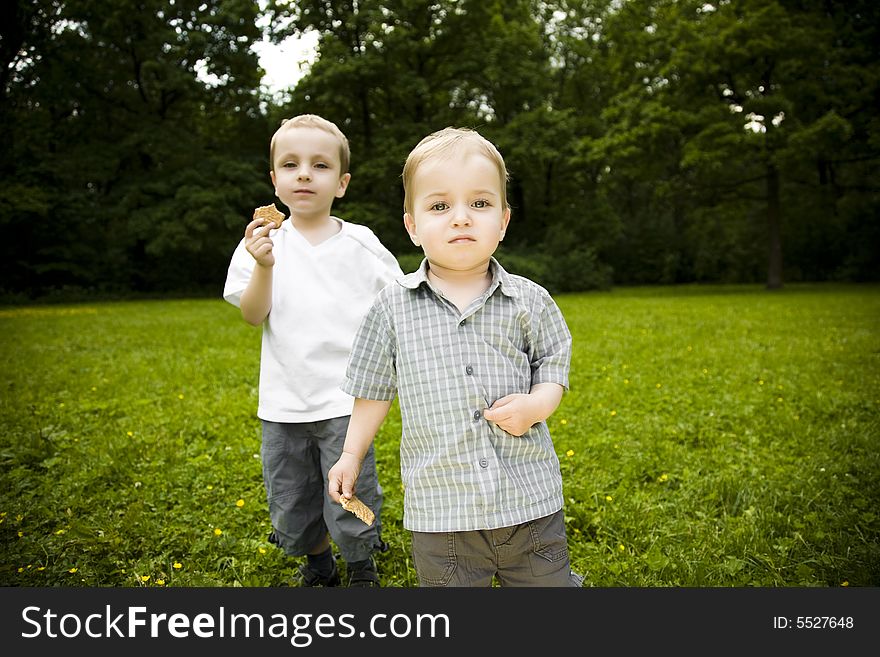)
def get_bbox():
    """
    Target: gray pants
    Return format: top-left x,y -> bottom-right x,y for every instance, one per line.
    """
411,510 -> 582,587
261,417 -> 383,563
